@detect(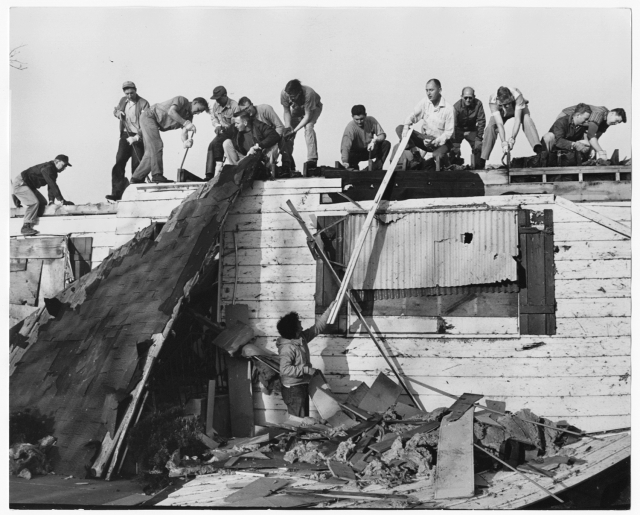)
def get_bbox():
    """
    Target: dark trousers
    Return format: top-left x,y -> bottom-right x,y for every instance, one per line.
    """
112,132 -> 144,198
348,140 -> 391,170
451,130 -> 485,169
395,125 -> 450,159
280,136 -> 296,171
281,383 -> 309,417
205,127 -> 234,177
